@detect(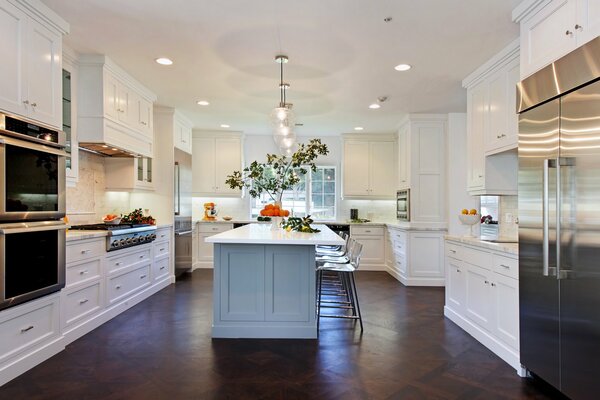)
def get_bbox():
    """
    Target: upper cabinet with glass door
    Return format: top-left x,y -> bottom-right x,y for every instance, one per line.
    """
63,46 -> 79,184
514,0 -> 600,79
0,0 -> 68,129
